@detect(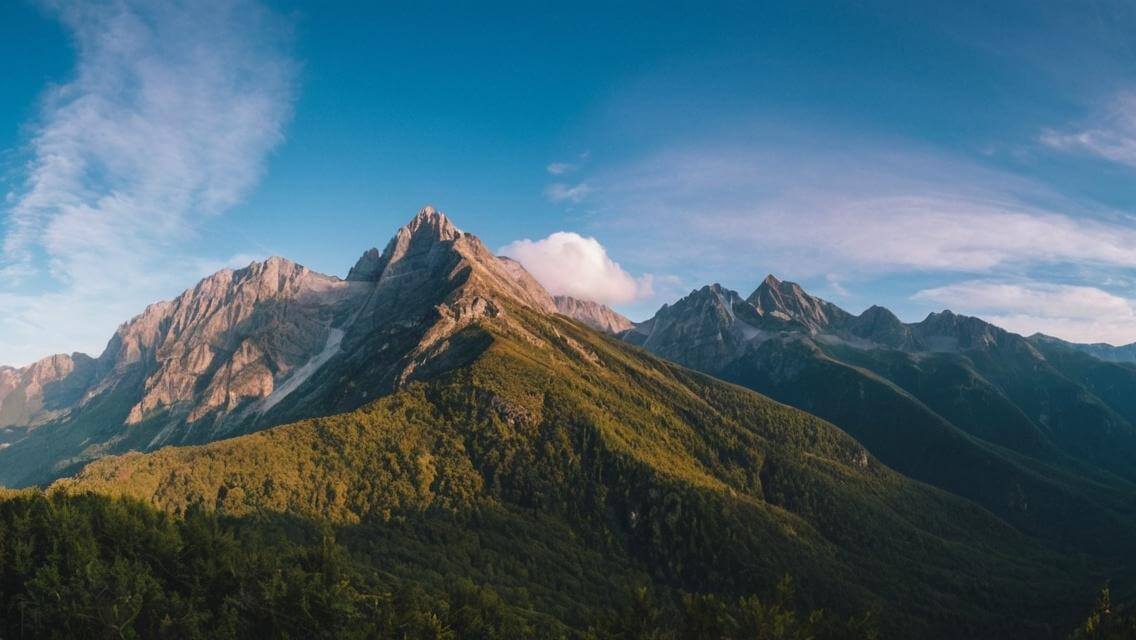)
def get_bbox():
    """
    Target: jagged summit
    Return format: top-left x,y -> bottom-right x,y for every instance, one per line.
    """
748,274 -> 849,332
347,206 -> 464,282
406,205 -> 461,237
631,273 -> 1045,360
